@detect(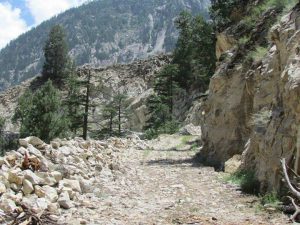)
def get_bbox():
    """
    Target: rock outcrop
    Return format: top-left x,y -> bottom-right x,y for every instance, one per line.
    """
195,3 -> 300,192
